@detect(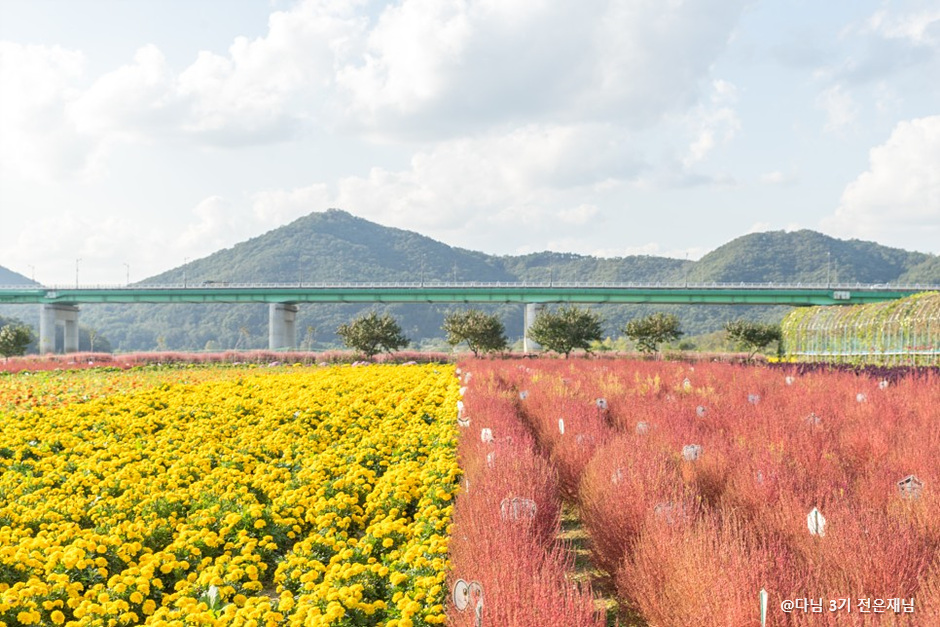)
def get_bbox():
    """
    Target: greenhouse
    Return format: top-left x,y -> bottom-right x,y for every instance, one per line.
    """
781,291 -> 940,366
